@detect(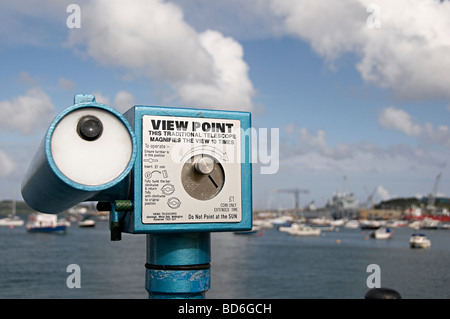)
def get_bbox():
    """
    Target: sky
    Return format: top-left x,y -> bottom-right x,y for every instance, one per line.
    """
1,0 -> 450,210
